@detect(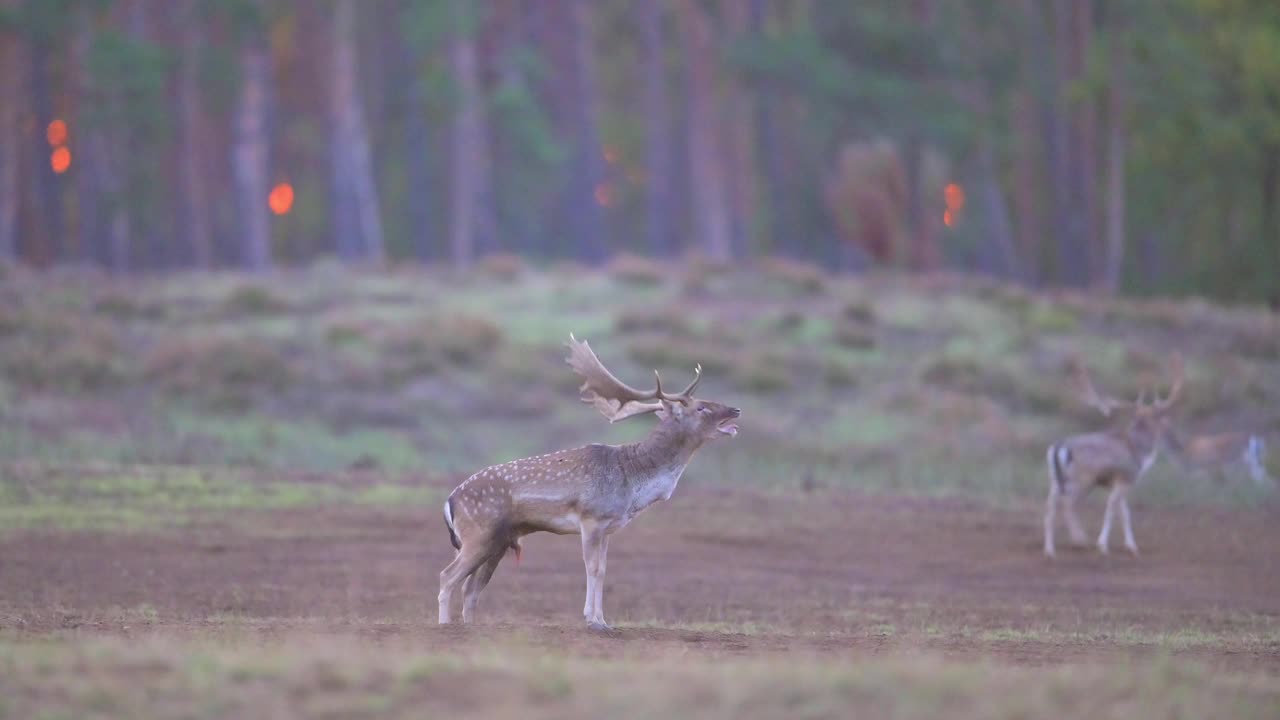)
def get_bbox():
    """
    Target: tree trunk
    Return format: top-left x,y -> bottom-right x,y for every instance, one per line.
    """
400,26 -> 435,262
677,0 -> 731,262
1071,0 -> 1099,285
233,35 -> 271,271
1046,0 -> 1085,286
979,143 -> 1020,280
1262,144 -> 1279,305
332,0 -> 385,264
26,37 -> 56,264
906,0 -> 941,271
1101,22 -> 1128,294
568,0 -> 607,262
0,29 -> 19,261
448,0 -> 486,269
179,0 -> 212,268
749,0 -> 786,257
1011,91 -> 1040,284
639,0 -> 673,256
